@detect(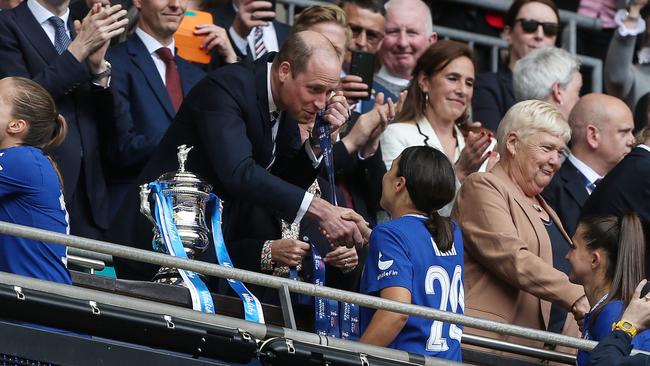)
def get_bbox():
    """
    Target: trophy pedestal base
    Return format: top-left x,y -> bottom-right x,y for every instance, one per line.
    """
152,267 -> 185,286
152,267 -> 209,287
